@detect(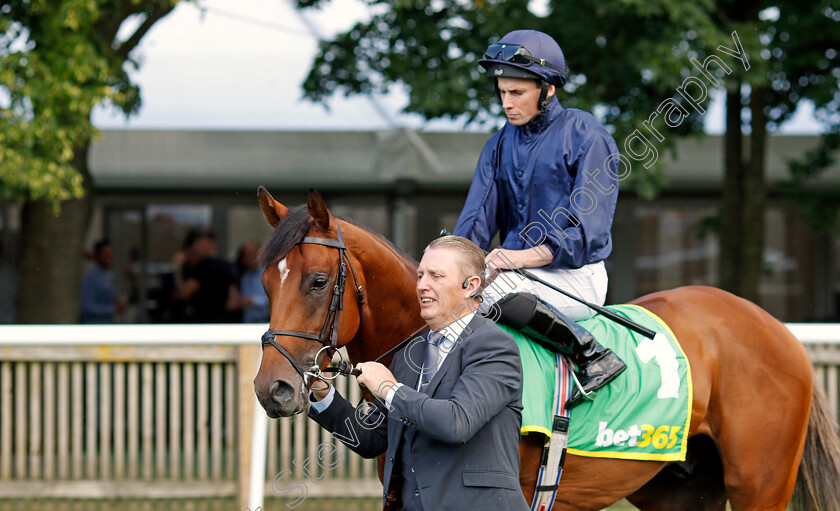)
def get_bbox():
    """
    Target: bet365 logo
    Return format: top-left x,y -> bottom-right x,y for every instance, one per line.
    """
595,421 -> 681,449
